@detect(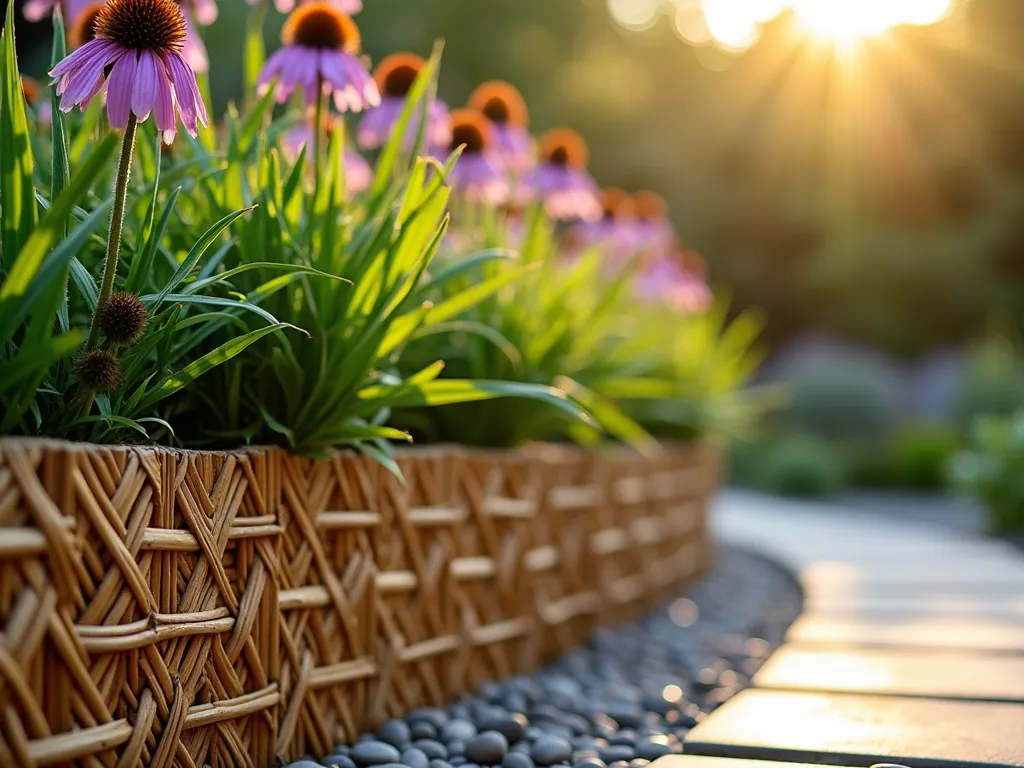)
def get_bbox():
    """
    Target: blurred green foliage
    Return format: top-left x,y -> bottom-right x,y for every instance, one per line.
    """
742,433 -> 847,499
851,423 -> 962,490
952,412 -> 1024,533
785,360 -> 899,442
952,332 -> 1024,430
